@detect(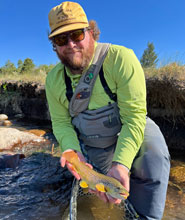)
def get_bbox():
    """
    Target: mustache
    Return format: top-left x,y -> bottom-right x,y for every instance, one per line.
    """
64,49 -> 82,54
